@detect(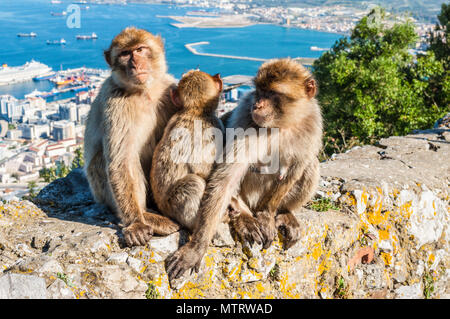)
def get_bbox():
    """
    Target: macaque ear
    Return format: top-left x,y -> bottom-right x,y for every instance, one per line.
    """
104,49 -> 112,67
305,78 -> 317,99
170,88 -> 182,108
213,73 -> 223,92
